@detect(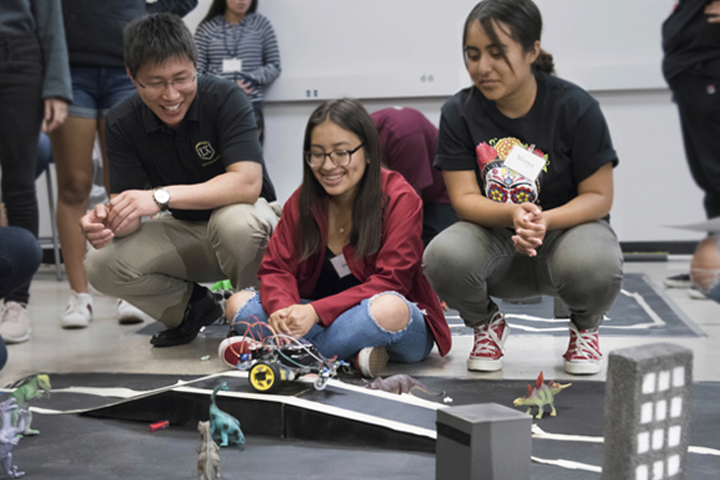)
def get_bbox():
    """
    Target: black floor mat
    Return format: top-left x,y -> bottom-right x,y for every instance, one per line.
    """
5,373 -> 718,479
